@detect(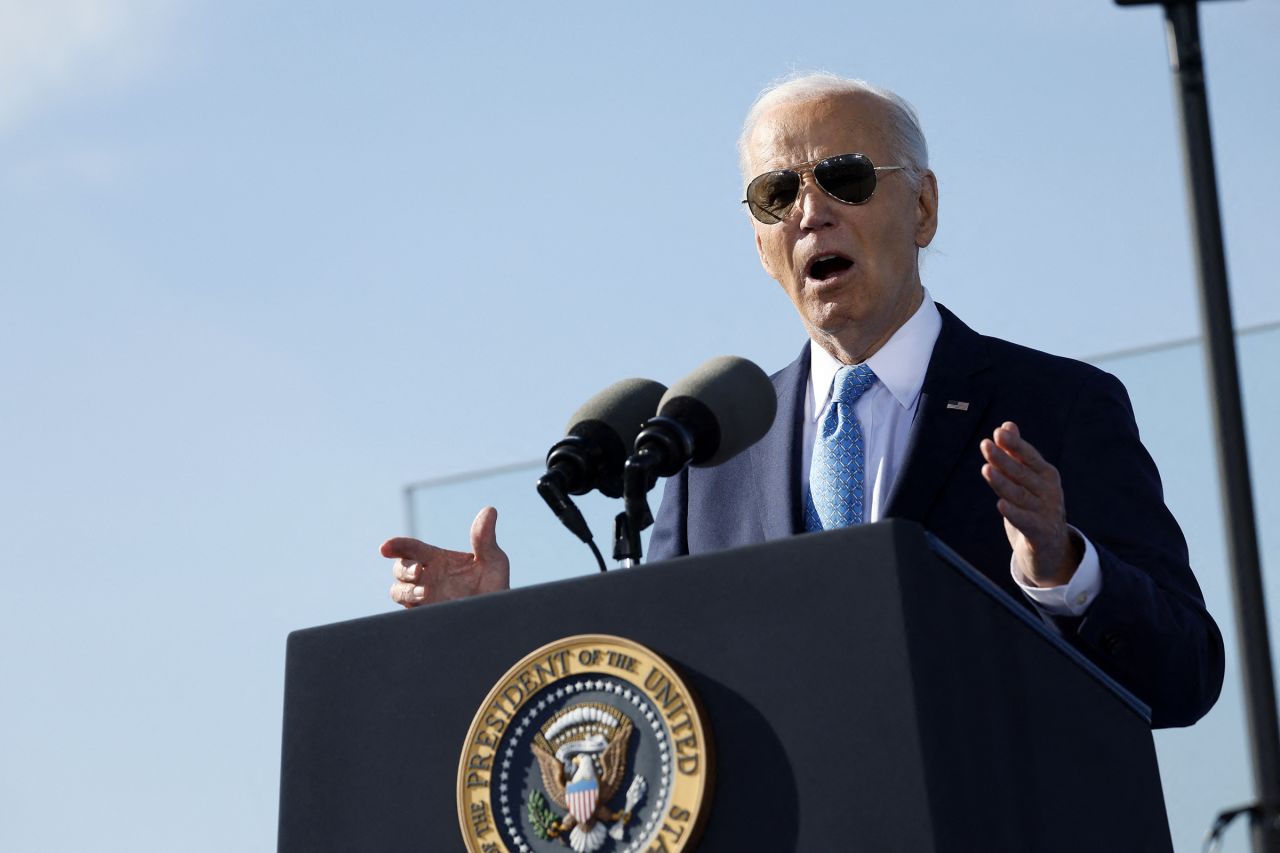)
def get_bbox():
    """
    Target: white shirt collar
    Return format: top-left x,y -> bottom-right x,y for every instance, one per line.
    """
808,288 -> 943,419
